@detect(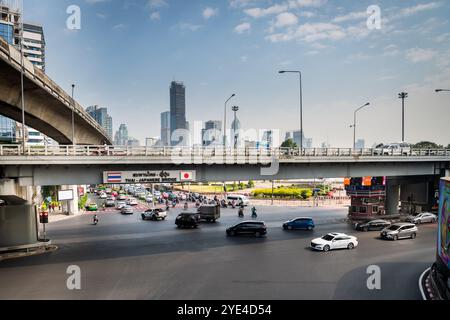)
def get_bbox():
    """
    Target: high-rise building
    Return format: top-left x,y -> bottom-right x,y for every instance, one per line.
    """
170,81 -> 186,145
86,105 -> 113,139
23,23 -> 45,71
289,130 -> 312,148
231,116 -> 241,147
355,139 -> 365,149
127,137 -> 140,147
145,137 -> 159,147
202,120 -> 222,146
0,1 -> 20,143
114,124 -> 128,145
160,111 -> 170,146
